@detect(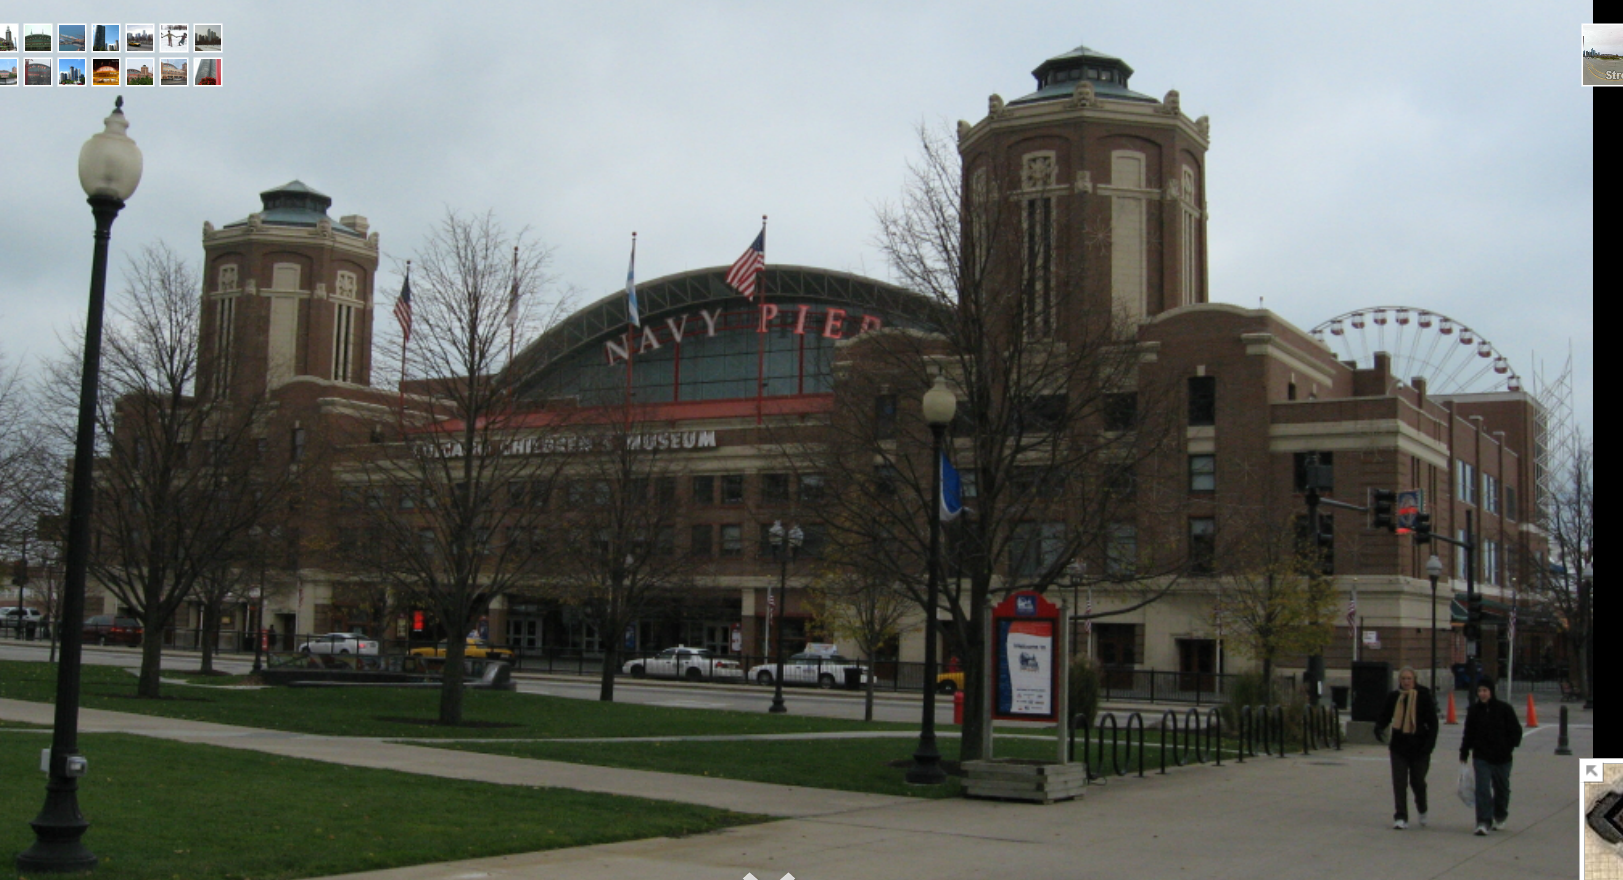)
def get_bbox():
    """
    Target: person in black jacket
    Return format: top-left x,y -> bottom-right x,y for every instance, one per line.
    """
1460,676 -> 1523,835
1375,666 -> 1438,829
